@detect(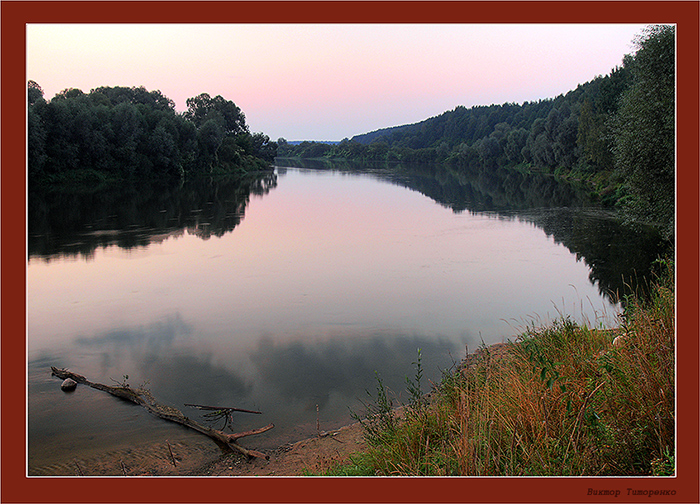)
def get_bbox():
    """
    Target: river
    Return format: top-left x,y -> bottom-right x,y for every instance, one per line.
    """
26,163 -> 668,475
